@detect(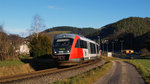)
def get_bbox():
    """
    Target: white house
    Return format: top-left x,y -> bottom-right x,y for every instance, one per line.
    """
19,44 -> 29,54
